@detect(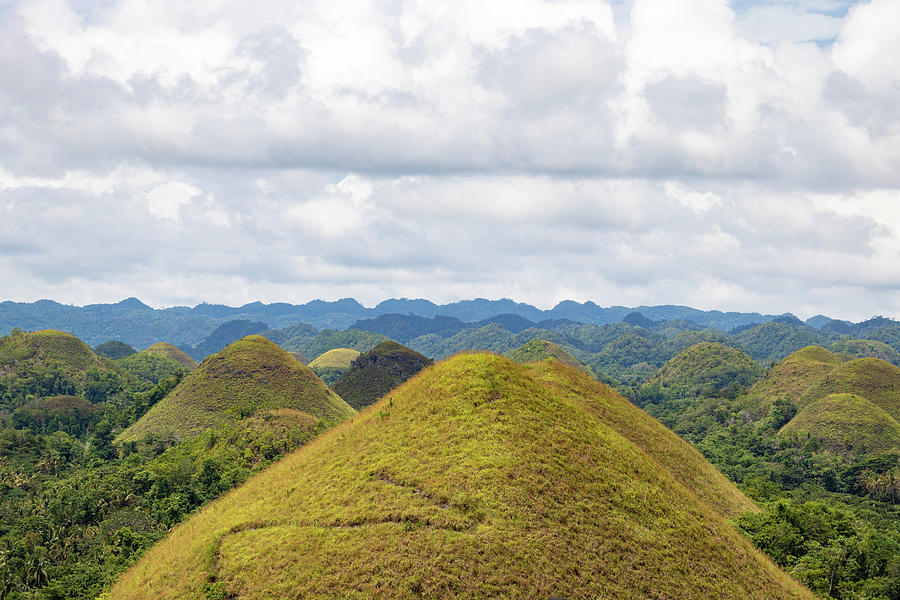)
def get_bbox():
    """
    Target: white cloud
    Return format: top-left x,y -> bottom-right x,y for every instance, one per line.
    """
0,0 -> 898,321
145,181 -> 201,222
832,0 -> 900,91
